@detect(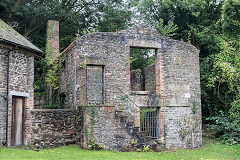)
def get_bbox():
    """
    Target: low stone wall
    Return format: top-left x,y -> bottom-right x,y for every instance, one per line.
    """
31,109 -> 77,148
